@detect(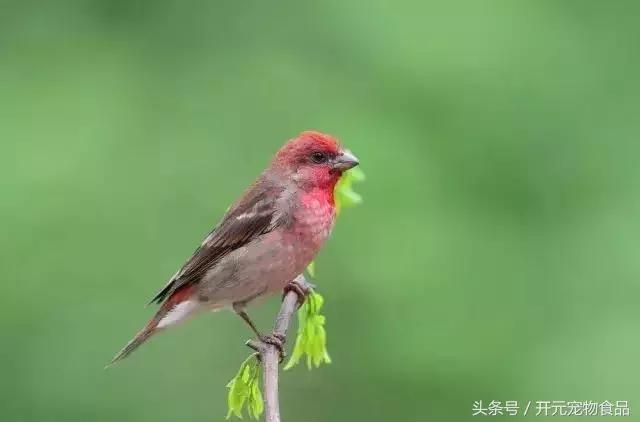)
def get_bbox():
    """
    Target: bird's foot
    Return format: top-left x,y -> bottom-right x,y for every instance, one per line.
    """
246,332 -> 286,363
282,278 -> 315,307
260,332 -> 286,352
